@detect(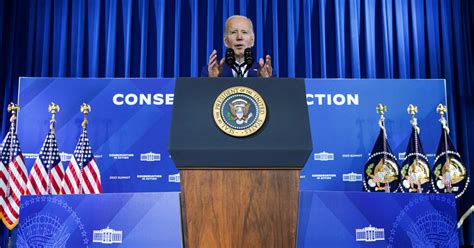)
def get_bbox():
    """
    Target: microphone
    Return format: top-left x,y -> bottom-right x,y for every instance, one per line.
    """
243,48 -> 254,76
225,48 -> 242,77
225,48 -> 236,67
225,48 -> 244,77
244,48 -> 254,66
